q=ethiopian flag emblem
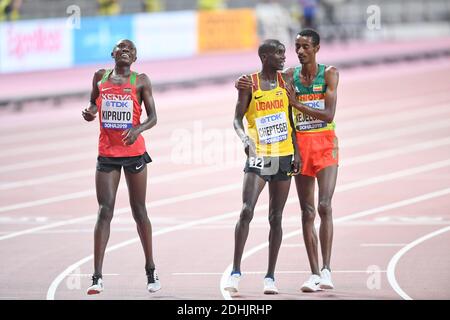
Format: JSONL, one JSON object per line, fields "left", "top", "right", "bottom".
{"left": 313, "top": 85, "right": 323, "bottom": 92}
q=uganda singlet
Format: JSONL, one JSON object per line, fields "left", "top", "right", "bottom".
{"left": 245, "top": 72, "right": 294, "bottom": 157}
{"left": 96, "top": 70, "right": 146, "bottom": 157}
{"left": 292, "top": 63, "right": 335, "bottom": 134}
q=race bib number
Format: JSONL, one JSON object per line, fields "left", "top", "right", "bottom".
{"left": 248, "top": 156, "right": 264, "bottom": 169}
{"left": 101, "top": 99, "right": 133, "bottom": 130}
{"left": 295, "top": 99, "right": 327, "bottom": 131}
{"left": 255, "top": 112, "right": 288, "bottom": 144}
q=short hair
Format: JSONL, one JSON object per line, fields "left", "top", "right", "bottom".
{"left": 258, "top": 39, "right": 284, "bottom": 59}
{"left": 114, "top": 39, "right": 136, "bottom": 50}
{"left": 298, "top": 29, "right": 320, "bottom": 46}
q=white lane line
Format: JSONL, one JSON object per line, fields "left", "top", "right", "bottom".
{"left": 46, "top": 205, "right": 260, "bottom": 300}
{"left": 3, "top": 134, "right": 450, "bottom": 191}
{"left": 338, "top": 103, "right": 450, "bottom": 133}
{"left": 0, "top": 182, "right": 241, "bottom": 241}
{"left": 0, "top": 152, "right": 92, "bottom": 173}
{"left": 2, "top": 130, "right": 450, "bottom": 213}
{"left": 0, "top": 138, "right": 97, "bottom": 159}
{"left": 342, "top": 137, "right": 450, "bottom": 166}
{"left": 281, "top": 244, "right": 304, "bottom": 248}
{"left": 2, "top": 102, "right": 449, "bottom": 173}
{"left": 174, "top": 270, "right": 387, "bottom": 276}
{"left": 0, "top": 159, "right": 239, "bottom": 214}
{"left": 2, "top": 89, "right": 448, "bottom": 145}
{"left": 341, "top": 118, "right": 449, "bottom": 147}
{"left": 70, "top": 274, "right": 119, "bottom": 277}
{"left": 3, "top": 157, "right": 450, "bottom": 240}
{"left": 337, "top": 91, "right": 450, "bottom": 119}
{"left": 220, "top": 187, "right": 450, "bottom": 299}
{"left": 0, "top": 170, "right": 93, "bottom": 190}
{"left": 46, "top": 172, "right": 450, "bottom": 299}
{"left": 337, "top": 159, "right": 450, "bottom": 192}
{"left": 360, "top": 244, "right": 407, "bottom": 247}
{"left": 386, "top": 225, "right": 450, "bottom": 300}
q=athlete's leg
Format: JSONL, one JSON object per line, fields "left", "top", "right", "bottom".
{"left": 232, "top": 172, "right": 266, "bottom": 274}
{"left": 94, "top": 169, "right": 121, "bottom": 277}
{"left": 124, "top": 166, "right": 155, "bottom": 273}
{"left": 294, "top": 174, "right": 320, "bottom": 275}
{"left": 265, "top": 178, "right": 291, "bottom": 279}
{"left": 316, "top": 165, "right": 338, "bottom": 270}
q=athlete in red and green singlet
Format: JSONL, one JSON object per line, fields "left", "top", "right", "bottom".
{"left": 82, "top": 39, "right": 161, "bottom": 295}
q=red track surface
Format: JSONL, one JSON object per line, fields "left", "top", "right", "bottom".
{"left": 0, "top": 56, "right": 449, "bottom": 300}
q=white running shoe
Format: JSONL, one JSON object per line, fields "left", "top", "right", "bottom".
{"left": 224, "top": 273, "right": 241, "bottom": 293}
{"left": 319, "top": 268, "right": 334, "bottom": 289}
{"left": 87, "top": 275, "right": 104, "bottom": 295}
{"left": 147, "top": 269, "right": 161, "bottom": 293}
{"left": 301, "top": 274, "right": 322, "bottom": 292}
{"left": 263, "top": 277, "right": 279, "bottom": 294}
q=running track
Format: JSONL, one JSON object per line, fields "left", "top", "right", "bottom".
{"left": 0, "top": 56, "right": 449, "bottom": 300}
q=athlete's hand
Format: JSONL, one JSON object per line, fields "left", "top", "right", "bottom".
{"left": 286, "top": 84, "right": 299, "bottom": 108}
{"left": 235, "top": 75, "right": 253, "bottom": 90}
{"left": 122, "top": 127, "right": 139, "bottom": 145}
{"left": 243, "top": 136, "right": 256, "bottom": 157}
{"left": 290, "top": 151, "right": 301, "bottom": 176}
{"left": 82, "top": 108, "right": 96, "bottom": 121}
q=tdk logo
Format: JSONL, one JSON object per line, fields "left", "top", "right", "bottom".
{"left": 304, "top": 101, "right": 321, "bottom": 108}
{"left": 105, "top": 101, "right": 129, "bottom": 108}
{"left": 259, "top": 113, "right": 283, "bottom": 124}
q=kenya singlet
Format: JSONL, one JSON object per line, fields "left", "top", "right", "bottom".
{"left": 245, "top": 72, "right": 294, "bottom": 157}
{"left": 96, "top": 70, "right": 146, "bottom": 157}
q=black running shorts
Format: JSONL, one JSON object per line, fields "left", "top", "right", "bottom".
{"left": 244, "top": 155, "right": 293, "bottom": 182}
{"left": 96, "top": 152, "right": 152, "bottom": 173}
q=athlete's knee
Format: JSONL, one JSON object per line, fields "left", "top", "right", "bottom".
{"left": 268, "top": 210, "right": 282, "bottom": 229}
{"left": 240, "top": 203, "right": 255, "bottom": 223}
{"left": 131, "top": 203, "right": 148, "bottom": 223}
{"left": 301, "top": 204, "right": 316, "bottom": 224}
{"left": 98, "top": 204, "right": 114, "bottom": 222}
{"left": 318, "top": 198, "right": 332, "bottom": 218}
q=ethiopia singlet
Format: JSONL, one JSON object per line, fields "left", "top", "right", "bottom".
{"left": 96, "top": 69, "right": 146, "bottom": 157}
{"left": 245, "top": 72, "right": 294, "bottom": 157}
{"left": 292, "top": 64, "right": 335, "bottom": 134}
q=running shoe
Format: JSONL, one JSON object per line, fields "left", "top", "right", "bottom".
{"left": 224, "top": 273, "right": 241, "bottom": 293}
{"left": 319, "top": 268, "right": 334, "bottom": 289}
{"left": 87, "top": 275, "right": 103, "bottom": 295}
{"left": 263, "top": 277, "right": 279, "bottom": 294}
{"left": 147, "top": 269, "right": 161, "bottom": 293}
{"left": 301, "top": 274, "right": 322, "bottom": 292}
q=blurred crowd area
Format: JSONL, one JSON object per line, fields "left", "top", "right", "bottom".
{"left": 0, "top": 0, "right": 449, "bottom": 44}
{"left": 2, "top": 0, "right": 450, "bottom": 25}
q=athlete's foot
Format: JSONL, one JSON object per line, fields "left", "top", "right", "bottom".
{"left": 301, "top": 274, "right": 322, "bottom": 292}
{"left": 146, "top": 269, "right": 161, "bottom": 293}
{"left": 87, "top": 275, "right": 104, "bottom": 295}
{"left": 319, "top": 268, "right": 334, "bottom": 289}
{"left": 224, "top": 272, "right": 241, "bottom": 293}
{"left": 263, "top": 277, "right": 279, "bottom": 294}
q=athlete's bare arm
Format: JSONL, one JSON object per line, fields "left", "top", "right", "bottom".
{"left": 283, "top": 73, "right": 301, "bottom": 175}
{"left": 82, "top": 69, "right": 106, "bottom": 122}
{"left": 122, "top": 73, "right": 157, "bottom": 145}
{"left": 233, "top": 82, "right": 254, "bottom": 156}
{"left": 286, "top": 66, "right": 339, "bottom": 123}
